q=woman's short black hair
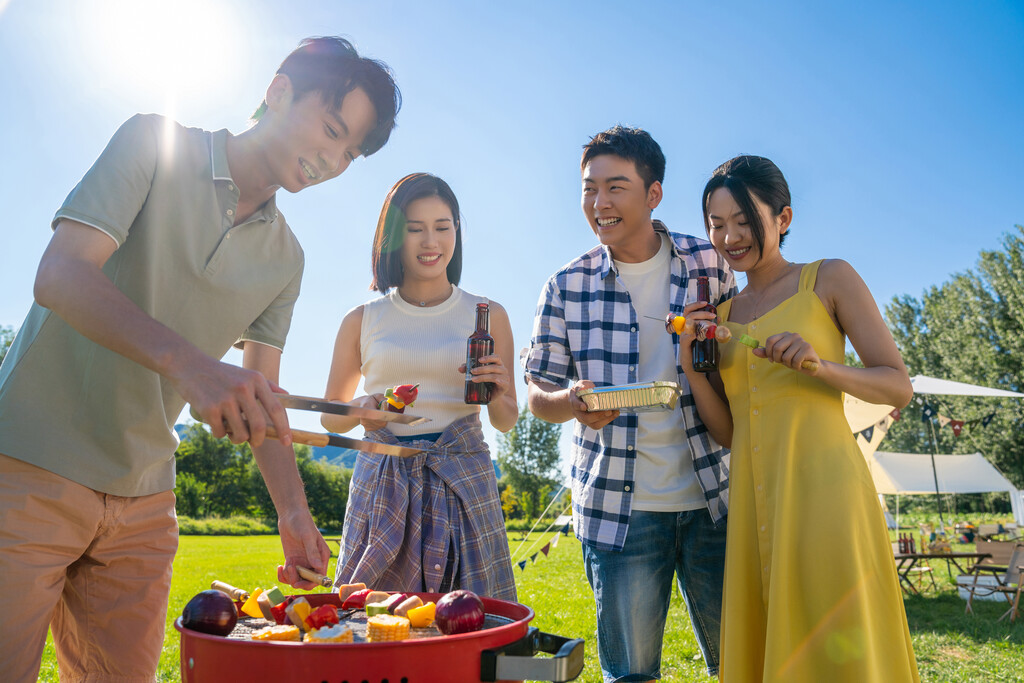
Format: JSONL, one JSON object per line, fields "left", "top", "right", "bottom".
{"left": 370, "top": 173, "right": 463, "bottom": 293}
{"left": 702, "top": 155, "right": 792, "bottom": 261}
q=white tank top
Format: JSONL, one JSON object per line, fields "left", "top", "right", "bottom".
{"left": 360, "top": 286, "right": 485, "bottom": 437}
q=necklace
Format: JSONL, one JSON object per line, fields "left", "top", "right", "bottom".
{"left": 399, "top": 284, "right": 453, "bottom": 308}
{"left": 747, "top": 262, "right": 797, "bottom": 320}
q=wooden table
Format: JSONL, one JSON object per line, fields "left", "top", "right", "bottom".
{"left": 893, "top": 552, "right": 991, "bottom": 595}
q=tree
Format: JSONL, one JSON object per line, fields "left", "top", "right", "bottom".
{"left": 174, "top": 423, "right": 253, "bottom": 517}
{"left": 0, "top": 325, "right": 15, "bottom": 365}
{"left": 884, "top": 225, "right": 1024, "bottom": 489}
{"left": 497, "top": 406, "right": 564, "bottom": 520}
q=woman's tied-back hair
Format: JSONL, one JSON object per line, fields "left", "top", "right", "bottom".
{"left": 370, "top": 173, "right": 463, "bottom": 293}
{"left": 252, "top": 36, "right": 401, "bottom": 157}
{"left": 702, "top": 155, "right": 792, "bottom": 261}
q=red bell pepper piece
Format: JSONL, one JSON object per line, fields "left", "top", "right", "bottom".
{"left": 269, "top": 596, "right": 293, "bottom": 625}
{"left": 341, "top": 588, "right": 373, "bottom": 609}
{"left": 305, "top": 603, "right": 341, "bottom": 630}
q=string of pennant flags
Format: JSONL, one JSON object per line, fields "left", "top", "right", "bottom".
{"left": 510, "top": 502, "right": 573, "bottom": 574}
{"left": 913, "top": 394, "right": 998, "bottom": 437}
{"left": 854, "top": 398, "right": 998, "bottom": 443}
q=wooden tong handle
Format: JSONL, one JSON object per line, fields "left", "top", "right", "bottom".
{"left": 801, "top": 360, "right": 820, "bottom": 371}
{"left": 211, "top": 580, "right": 249, "bottom": 602}
{"left": 265, "top": 426, "right": 330, "bottom": 448}
{"left": 296, "top": 565, "right": 332, "bottom": 588}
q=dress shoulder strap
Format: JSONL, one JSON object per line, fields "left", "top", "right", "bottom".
{"left": 799, "top": 259, "right": 826, "bottom": 293}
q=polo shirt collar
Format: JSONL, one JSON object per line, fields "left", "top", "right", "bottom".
{"left": 598, "top": 219, "right": 675, "bottom": 279}
{"left": 209, "top": 128, "right": 280, "bottom": 223}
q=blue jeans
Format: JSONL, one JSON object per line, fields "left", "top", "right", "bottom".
{"left": 582, "top": 509, "right": 726, "bottom": 682}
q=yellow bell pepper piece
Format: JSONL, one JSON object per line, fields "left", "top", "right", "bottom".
{"left": 240, "top": 587, "right": 264, "bottom": 619}
{"left": 406, "top": 600, "right": 436, "bottom": 628}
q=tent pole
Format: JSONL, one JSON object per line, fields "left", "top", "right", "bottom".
{"left": 927, "top": 418, "right": 947, "bottom": 530}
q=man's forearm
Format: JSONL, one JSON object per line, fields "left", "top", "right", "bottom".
{"left": 35, "top": 247, "right": 205, "bottom": 381}
{"left": 526, "top": 382, "right": 574, "bottom": 424}
{"left": 250, "top": 439, "right": 313, "bottom": 517}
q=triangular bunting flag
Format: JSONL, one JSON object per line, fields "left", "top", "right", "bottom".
{"left": 951, "top": 420, "right": 965, "bottom": 436}
{"left": 938, "top": 415, "right": 952, "bottom": 428}
{"left": 551, "top": 535, "right": 560, "bottom": 548}
{"left": 562, "top": 522, "right": 571, "bottom": 535}
{"left": 921, "top": 403, "right": 937, "bottom": 421}
{"left": 861, "top": 425, "right": 874, "bottom": 442}
{"left": 890, "top": 408, "right": 901, "bottom": 421}
{"left": 982, "top": 412, "right": 997, "bottom": 427}
{"left": 541, "top": 543, "right": 550, "bottom": 556}
{"left": 530, "top": 553, "right": 538, "bottom": 563}
{"left": 518, "top": 560, "right": 527, "bottom": 571}
{"left": 914, "top": 396, "right": 923, "bottom": 406}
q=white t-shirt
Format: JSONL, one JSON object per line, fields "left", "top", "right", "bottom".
{"left": 613, "top": 234, "right": 705, "bottom": 511}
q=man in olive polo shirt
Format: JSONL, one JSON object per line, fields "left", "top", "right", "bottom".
{"left": 0, "top": 37, "right": 400, "bottom": 682}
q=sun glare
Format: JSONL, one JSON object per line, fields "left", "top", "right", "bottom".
{"left": 76, "top": 0, "right": 240, "bottom": 114}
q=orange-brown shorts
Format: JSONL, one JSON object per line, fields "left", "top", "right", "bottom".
{"left": 0, "top": 452, "right": 178, "bottom": 683}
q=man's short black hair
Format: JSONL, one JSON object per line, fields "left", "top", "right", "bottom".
{"left": 581, "top": 125, "right": 665, "bottom": 189}
{"left": 253, "top": 36, "right": 401, "bottom": 157}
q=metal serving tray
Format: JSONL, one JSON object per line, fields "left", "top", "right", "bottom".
{"left": 577, "top": 381, "right": 683, "bottom": 413}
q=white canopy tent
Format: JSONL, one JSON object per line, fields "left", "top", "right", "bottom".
{"left": 843, "top": 374, "right": 1024, "bottom": 527}
{"left": 869, "top": 451, "right": 1024, "bottom": 525}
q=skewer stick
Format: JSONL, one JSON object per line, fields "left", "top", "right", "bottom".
{"left": 646, "top": 314, "right": 819, "bottom": 371}
{"left": 736, "top": 334, "right": 819, "bottom": 371}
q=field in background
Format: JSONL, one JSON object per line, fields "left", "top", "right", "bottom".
{"left": 36, "top": 531, "right": 1024, "bottom": 682}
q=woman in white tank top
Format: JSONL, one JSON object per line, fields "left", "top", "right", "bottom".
{"left": 321, "top": 173, "right": 518, "bottom": 600}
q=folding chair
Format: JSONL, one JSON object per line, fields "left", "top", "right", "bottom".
{"left": 964, "top": 542, "right": 1024, "bottom": 622}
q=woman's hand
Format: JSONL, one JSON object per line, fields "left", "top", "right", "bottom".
{"left": 459, "top": 352, "right": 512, "bottom": 400}
{"left": 353, "top": 393, "right": 388, "bottom": 431}
{"left": 754, "top": 331, "right": 821, "bottom": 375}
{"left": 677, "top": 300, "right": 717, "bottom": 374}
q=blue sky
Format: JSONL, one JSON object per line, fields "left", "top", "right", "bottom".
{"left": 1, "top": 0, "right": 1022, "bottom": 460}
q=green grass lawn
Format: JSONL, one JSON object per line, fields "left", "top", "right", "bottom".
{"left": 37, "top": 532, "right": 1024, "bottom": 681}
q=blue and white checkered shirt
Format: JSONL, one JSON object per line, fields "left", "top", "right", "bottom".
{"left": 522, "top": 221, "right": 737, "bottom": 552}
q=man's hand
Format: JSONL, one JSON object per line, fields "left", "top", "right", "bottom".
{"left": 570, "top": 380, "right": 619, "bottom": 430}
{"left": 172, "top": 355, "right": 292, "bottom": 447}
{"left": 276, "top": 508, "right": 331, "bottom": 590}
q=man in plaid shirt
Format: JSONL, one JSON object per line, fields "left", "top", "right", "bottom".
{"left": 522, "top": 126, "right": 736, "bottom": 681}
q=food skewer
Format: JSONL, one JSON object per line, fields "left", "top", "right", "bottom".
{"left": 645, "top": 314, "right": 819, "bottom": 371}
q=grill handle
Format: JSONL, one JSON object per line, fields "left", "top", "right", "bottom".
{"left": 480, "top": 626, "right": 585, "bottom": 682}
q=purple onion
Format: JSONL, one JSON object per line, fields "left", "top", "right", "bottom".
{"left": 435, "top": 589, "right": 485, "bottom": 635}
{"left": 181, "top": 589, "right": 238, "bottom": 636}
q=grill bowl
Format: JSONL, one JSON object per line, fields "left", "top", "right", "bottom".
{"left": 176, "top": 591, "right": 582, "bottom": 682}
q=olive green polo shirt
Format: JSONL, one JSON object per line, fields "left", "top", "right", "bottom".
{"left": 0, "top": 113, "right": 304, "bottom": 496}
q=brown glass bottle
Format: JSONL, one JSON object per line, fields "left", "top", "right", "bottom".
{"left": 464, "top": 303, "right": 494, "bottom": 404}
{"left": 691, "top": 276, "right": 719, "bottom": 372}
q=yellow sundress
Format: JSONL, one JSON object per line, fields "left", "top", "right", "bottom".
{"left": 717, "top": 260, "right": 919, "bottom": 682}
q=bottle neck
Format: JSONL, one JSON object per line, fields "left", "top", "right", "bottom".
{"left": 475, "top": 306, "right": 489, "bottom": 333}
{"left": 696, "top": 277, "right": 710, "bottom": 302}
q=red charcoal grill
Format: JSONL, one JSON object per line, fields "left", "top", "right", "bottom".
{"left": 175, "top": 592, "right": 584, "bottom": 682}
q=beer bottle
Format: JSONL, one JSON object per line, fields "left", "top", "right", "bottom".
{"left": 691, "top": 276, "right": 719, "bottom": 372}
{"left": 465, "top": 303, "right": 494, "bottom": 404}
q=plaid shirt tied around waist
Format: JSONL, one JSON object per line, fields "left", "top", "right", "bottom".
{"left": 334, "top": 413, "right": 516, "bottom": 601}
{"left": 522, "top": 222, "right": 737, "bottom": 552}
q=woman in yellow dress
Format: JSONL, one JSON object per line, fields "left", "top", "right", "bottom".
{"left": 679, "top": 155, "right": 919, "bottom": 682}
